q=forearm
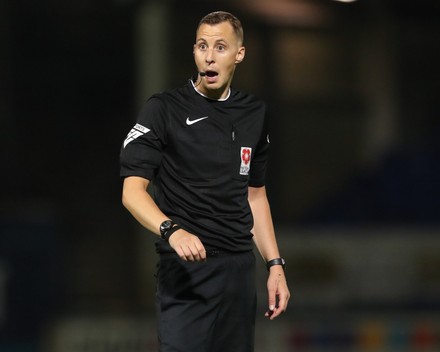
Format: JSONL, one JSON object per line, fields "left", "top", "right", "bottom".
{"left": 248, "top": 186, "right": 281, "bottom": 262}
{"left": 122, "top": 176, "right": 206, "bottom": 261}
{"left": 122, "top": 176, "right": 168, "bottom": 236}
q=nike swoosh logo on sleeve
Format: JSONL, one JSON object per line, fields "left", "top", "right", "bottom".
{"left": 186, "top": 116, "right": 209, "bottom": 125}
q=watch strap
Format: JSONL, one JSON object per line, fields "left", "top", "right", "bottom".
{"left": 266, "top": 257, "right": 286, "bottom": 271}
{"left": 162, "top": 225, "right": 181, "bottom": 242}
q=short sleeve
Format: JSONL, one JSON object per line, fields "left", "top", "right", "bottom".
{"left": 120, "top": 97, "right": 167, "bottom": 180}
{"left": 248, "top": 109, "right": 270, "bottom": 187}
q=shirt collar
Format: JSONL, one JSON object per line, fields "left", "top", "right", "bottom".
{"left": 190, "top": 80, "right": 231, "bottom": 101}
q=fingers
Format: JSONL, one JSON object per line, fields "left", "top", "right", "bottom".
{"left": 277, "top": 290, "right": 290, "bottom": 314}
{"left": 268, "top": 291, "right": 289, "bottom": 320}
{"left": 179, "top": 242, "right": 206, "bottom": 262}
{"left": 168, "top": 230, "right": 206, "bottom": 262}
{"left": 265, "top": 290, "right": 290, "bottom": 320}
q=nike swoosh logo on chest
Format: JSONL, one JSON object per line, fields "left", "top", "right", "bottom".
{"left": 186, "top": 116, "right": 209, "bottom": 125}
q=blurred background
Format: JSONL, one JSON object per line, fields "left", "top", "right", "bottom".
{"left": 1, "top": 0, "right": 440, "bottom": 351}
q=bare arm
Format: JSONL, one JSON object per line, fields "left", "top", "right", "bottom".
{"left": 122, "top": 176, "right": 167, "bottom": 233}
{"left": 248, "top": 186, "right": 290, "bottom": 320}
{"left": 122, "top": 176, "right": 206, "bottom": 261}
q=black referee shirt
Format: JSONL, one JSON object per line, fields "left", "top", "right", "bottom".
{"left": 120, "top": 80, "right": 270, "bottom": 253}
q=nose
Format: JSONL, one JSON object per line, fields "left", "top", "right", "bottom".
{"left": 205, "top": 48, "right": 215, "bottom": 64}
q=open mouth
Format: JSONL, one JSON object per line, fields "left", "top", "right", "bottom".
{"left": 205, "top": 70, "right": 218, "bottom": 78}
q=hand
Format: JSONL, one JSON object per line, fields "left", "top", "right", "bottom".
{"left": 168, "top": 229, "right": 207, "bottom": 262}
{"left": 265, "top": 266, "right": 290, "bottom": 320}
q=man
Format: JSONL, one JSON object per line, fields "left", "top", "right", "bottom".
{"left": 120, "top": 11, "right": 290, "bottom": 352}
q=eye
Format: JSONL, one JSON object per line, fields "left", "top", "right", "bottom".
{"left": 216, "top": 45, "right": 225, "bottom": 51}
{"left": 198, "top": 43, "right": 207, "bottom": 50}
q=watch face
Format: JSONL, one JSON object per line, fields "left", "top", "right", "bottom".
{"left": 160, "top": 220, "right": 173, "bottom": 234}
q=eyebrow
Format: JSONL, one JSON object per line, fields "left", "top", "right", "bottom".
{"left": 196, "top": 38, "right": 228, "bottom": 45}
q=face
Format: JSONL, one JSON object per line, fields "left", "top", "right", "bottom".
{"left": 193, "top": 22, "right": 245, "bottom": 99}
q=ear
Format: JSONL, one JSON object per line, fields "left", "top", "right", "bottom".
{"left": 235, "top": 46, "right": 245, "bottom": 64}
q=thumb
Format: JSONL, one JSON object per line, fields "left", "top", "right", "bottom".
{"left": 268, "top": 287, "right": 277, "bottom": 311}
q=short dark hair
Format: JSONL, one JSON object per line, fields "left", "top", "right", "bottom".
{"left": 197, "top": 11, "right": 244, "bottom": 45}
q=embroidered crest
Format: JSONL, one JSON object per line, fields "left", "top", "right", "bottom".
{"left": 240, "top": 147, "right": 252, "bottom": 175}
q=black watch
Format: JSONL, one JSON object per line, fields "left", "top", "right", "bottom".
{"left": 266, "top": 257, "right": 286, "bottom": 271}
{"left": 159, "top": 220, "right": 175, "bottom": 240}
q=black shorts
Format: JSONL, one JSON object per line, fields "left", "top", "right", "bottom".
{"left": 155, "top": 250, "right": 257, "bottom": 352}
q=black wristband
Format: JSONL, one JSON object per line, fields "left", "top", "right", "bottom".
{"left": 266, "top": 257, "right": 286, "bottom": 271}
{"left": 162, "top": 225, "right": 181, "bottom": 242}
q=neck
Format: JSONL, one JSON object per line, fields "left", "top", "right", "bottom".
{"left": 191, "top": 81, "right": 231, "bottom": 101}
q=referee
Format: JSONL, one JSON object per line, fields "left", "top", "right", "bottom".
{"left": 120, "top": 11, "right": 290, "bottom": 352}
